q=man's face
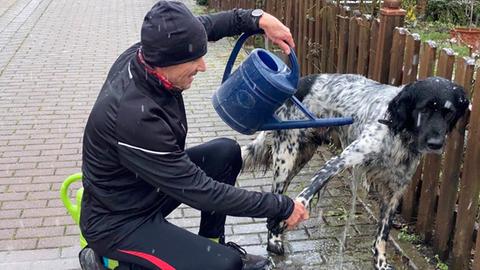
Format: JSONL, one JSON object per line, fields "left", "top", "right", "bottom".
{"left": 157, "top": 57, "right": 207, "bottom": 90}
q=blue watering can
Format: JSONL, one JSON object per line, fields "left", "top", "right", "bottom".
{"left": 212, "top": 32, "right": 353, "bottom": 135}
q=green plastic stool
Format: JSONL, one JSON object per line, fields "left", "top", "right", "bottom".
{"left": 60, "top": 173, "right": 119, "bottom": 269}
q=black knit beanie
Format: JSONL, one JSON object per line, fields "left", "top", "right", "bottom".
{"left": 141, "top": 1, "right": 208, "bottom": 67}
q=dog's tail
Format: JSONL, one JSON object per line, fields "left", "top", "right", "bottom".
{"left": 241, "top": 131, "right": 273, "bottom": 172}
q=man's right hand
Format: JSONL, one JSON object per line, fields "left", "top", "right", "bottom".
{"left": 284, "top": 199, "right": 309, "bottom": 230}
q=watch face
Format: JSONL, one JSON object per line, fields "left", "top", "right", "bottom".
{"left": 252, "top": 9, "right": 264, "bottom": 17}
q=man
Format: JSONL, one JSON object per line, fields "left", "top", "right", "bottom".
{"left": 80, "top": 1, "right": 308, "bottom": 269}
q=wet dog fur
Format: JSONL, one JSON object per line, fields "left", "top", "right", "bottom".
{"left": 241, "top": 74, "right": 469, "bottom": 270}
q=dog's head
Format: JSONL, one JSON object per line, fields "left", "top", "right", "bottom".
{"left": 386, "top": 77, "right": 469, "bottom": 153}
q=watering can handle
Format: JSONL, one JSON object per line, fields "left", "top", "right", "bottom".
{"left": 222, "top": 31, "right": 298, "bottom": 84}
{"left": 286, "top": 48, "right": 299, "bottom": 87}
{"left": 222, "top": 31, "right": 262, "bottom": 83}
{"left": 60, "top": 173, "right": 83, "bottom": 224}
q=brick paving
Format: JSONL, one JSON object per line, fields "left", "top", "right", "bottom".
{"left": 0, "top": 0, "right": 408, "bottom": 269}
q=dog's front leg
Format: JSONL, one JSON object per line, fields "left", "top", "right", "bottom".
{"left": 267, "top": 133, "right": 317, "bottom": 255}
{"left": 268, "top": 133, "right": 382, "bottom": 250}
{"left": 373, "top": 189, "right": 405, "bottom": 270}
{"left": 296, "top": 134, "right": 379, "bottom": 205}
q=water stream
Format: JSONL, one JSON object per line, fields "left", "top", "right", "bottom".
{"left": 337, "top": 168, "right": 360, "bottom": 269}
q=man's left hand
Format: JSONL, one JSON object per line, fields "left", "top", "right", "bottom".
{"left": 259, "top": 12, "right": 295, "bottom": 55}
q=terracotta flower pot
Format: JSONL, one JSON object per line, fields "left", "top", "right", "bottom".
{"left": 383, "top": 0, "right": 402, "bottom": 9}
{"left": 450, "top": 27, "right": 480, "bottom": 52}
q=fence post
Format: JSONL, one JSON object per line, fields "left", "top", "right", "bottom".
{"left": 356, "top": 16, "right": 371, "bottom": 76}
{"left": 387, "top": 27, "right": 407, "bottom": 86}
{"left": 400, "top": 33, "right": 421, "bottom": 85}
{"left": 326, "top": 4, "right": 337, "bottom": 73}
{"left": 367, "top": 18, "right": 380, "bottom": 79}
{"left": 307, "top": 0, "right": 315, "bottom": 75}
{"left": 470, "top": 71, "right": 480, "bottom": 270}
{"left": 320, "top": 3, "right": 329, "bottom": 73}
{"left": 414, "top": 41, "right": 438, "bottom": 242}
{"left": 314, "top": 0, "right": 325, "bottom": 73}
{"left": 346, "top": 14, "right": 361, "bottom": 74}
{"left": 297, "top": 0, "right": 306, "bottom": 75}
{"left": 336, "top": 6, "right": 350, "bottom": 74}
{"left": 372, "top": 0, "right": 405, "bottom": 84}
{"left": 432, "top": 51, "right": 467, "bottom": 260}
{"left": 451, "top": 58, "right": 478, "bottom": 270}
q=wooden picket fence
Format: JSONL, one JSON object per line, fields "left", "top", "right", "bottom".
{"left": 208, "top": 0, "right": 480, "bottom": 268}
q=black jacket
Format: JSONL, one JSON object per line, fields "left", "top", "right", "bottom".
{"left": 80, "top": 9, "right": 294, "bottom": 247}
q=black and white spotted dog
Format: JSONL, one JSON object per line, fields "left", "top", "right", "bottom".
{"left": 241, "top": 74, "right": 469, "bottom": 270}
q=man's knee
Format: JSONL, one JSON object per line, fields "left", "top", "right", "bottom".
{"left": 214, "top": 138, "right": 242, "bottom": 169}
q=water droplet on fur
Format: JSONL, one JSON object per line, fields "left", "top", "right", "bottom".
{"left": 444, "top": 101, "right": 452, "bottom": 109}
{"left": 417, "top": 113, "right": 422, "bottom": 127}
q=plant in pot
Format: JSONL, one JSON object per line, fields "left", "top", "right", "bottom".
{"left": 448, "top": 0, "right": 480, "bottom": 52}
{"left": 425, "top": 0, "right": 479, "bottom": 53}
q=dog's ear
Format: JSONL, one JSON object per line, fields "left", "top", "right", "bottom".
{"left": 449, "top": 83, "right": 470, "bottom": 131}
{"left": 387, "top": 83, "right": 415, "bottom": 134}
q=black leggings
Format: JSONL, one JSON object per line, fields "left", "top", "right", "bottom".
{"left": 101, "top": 138, "right": 244, "bottom": 270}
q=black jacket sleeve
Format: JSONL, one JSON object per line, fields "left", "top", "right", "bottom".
{"left": 115, "top": 99, "right": 294, "bottom": 220}
{"left": 197, "top": 9, "right": 260, "bottom": 41}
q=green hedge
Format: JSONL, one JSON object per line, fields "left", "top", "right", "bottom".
{"left": 426, "top": 0, "right": 479, "bottom": 26}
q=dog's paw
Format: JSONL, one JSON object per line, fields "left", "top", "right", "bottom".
{"left": 375, "top": 261, "right": 395, "bottom": 270}
{"left": 266, "top": 233, "right": 285, "bottom": 255}
{"left": 381, "top": 264, "right": 395, "bottom": 270}
{"left": 266, "top": 240, "right": 284, "bottom": 255}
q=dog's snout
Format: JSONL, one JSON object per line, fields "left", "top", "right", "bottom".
{"left": 427, "top": 137, "right": 444, "bottom": 150}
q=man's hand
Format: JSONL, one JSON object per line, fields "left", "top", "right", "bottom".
{"left": 258, "top": 12, "right": 295, "bottom": 54}
{"left": 285, "top": 199, "right": 309, "bottom": 230}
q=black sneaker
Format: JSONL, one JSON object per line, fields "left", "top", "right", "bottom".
{"left": 78, "top": 247, "right": 105, "bottom": 270}
{"left": 224, "top": 241, "right": 273, "bottom": 270}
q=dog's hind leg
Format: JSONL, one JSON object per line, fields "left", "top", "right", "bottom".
{"left": 266, "top": 143, "right": 372, "bottom": 254}
{"left": 267, "top": 130, "right": 317, "bottom": 255}
{"left": 372, "top": 187, "right": 406, "bottom": 270}
{"left": 268, "top": 125, "right": 386, "bottom": 255}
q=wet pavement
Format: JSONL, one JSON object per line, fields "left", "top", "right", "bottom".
{"left": 0, "top": 0, "right": 413, "bottom": 269}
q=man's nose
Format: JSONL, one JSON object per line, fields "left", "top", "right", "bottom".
{"left": 197, "top": 57, "right": 207, "bottom": 72}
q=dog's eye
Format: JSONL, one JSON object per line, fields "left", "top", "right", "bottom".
{"left": 420, "top": 107, "right": 430, "bottom": 114}
{"left": 441, "top": 108, "right": 455, "bottom": 119}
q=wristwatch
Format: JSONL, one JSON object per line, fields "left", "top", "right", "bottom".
{"left": 251, "top": 9, "right": 264, "bottom": 28}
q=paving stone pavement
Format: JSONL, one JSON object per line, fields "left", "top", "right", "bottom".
{"left": 0, "top": 0, "right": 408, "bottom": 269}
